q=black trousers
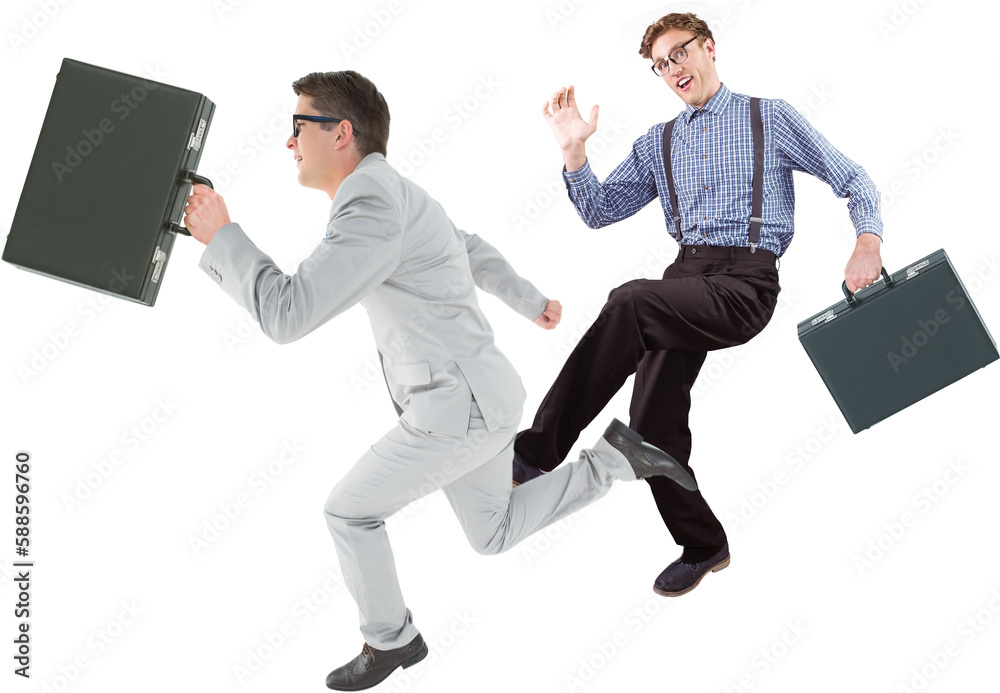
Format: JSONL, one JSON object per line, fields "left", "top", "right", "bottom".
{"left": 514, "top": 245, "right": 781, "bottom": 563}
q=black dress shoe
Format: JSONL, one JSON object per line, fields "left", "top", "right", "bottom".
{"left": 325, "top": 634, "right": 428, "bottom": 691}
{"left": 512, "top": 450, "right": 544, "bottom": 488}
{"left": 603, "top": 419, "right": 698, "bottom": 491}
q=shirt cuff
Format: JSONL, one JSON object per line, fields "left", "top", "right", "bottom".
{"left": 562, "top": 159, "right": 596, "bottom": 187}
{"left": 854, "top": 223, "right": 884, "bottom": 241}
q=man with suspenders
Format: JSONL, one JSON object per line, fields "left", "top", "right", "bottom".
{"left": 513, "top": 12, "right": 884, "bottom": 596}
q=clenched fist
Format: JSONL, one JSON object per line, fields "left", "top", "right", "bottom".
{"left": 184, "top": 184, "right": 232, "bottom": 245}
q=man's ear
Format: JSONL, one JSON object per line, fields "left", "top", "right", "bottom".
{"left": 333, "top": 120, "right": 358, "bottom": 150}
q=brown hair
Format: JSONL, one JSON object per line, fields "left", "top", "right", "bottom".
{"left": 291, "top": 70, "right": 390, "bottom": 157}
{"left": 639, "top": 12, "right": 715, "bottom": 61}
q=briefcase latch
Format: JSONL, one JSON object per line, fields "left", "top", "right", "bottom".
{"left": 906, "top": 260, "right": 930, "bottom": 279}
{"left": 811, "top": 309, "right": 838, "bottom": 326}
{"left": 151, "top": 247, "right": 167, "bottom": 284}
{"left": 188, "top": 118, "right": 208, "bottom": 152}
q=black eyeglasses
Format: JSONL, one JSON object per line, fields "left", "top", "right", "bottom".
{"left": 650, "top": 36, "right": 699, "bottom": 76}
{"left": 292, "top": 114, "right": 361, "bottom": 138}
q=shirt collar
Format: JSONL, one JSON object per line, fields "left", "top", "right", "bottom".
{"left": 355, "top": 152, "right": 386, "bottom": 170}
{"left": 681, "top": 82, "right": 732, "bottom": 123}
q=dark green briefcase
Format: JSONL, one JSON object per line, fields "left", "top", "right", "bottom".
{"left": 797, "top": 249, "right": 998, "bottom": 433}
{"left": 3, "top": 58, "right": 214, "bottom": 306}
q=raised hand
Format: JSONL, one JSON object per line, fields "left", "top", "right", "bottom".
{"left": 542, "top": 85, "right": 598, "bottom": 172}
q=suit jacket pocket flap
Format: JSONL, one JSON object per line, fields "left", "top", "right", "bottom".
{"left": 392, "top": 360, "right": 431, "bottom": 386}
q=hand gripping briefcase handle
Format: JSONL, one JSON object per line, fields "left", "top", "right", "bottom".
{"left": 170, "top": 172, "right": 215, "bottom": 237}
{"left": 842, "top": 267, "right": 893, "bottom": 307}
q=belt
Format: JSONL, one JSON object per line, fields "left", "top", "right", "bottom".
{"left": 677, "top": 244, "right": 778, "bottom": 266}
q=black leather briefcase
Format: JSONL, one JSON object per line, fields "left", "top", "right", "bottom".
{"left": 797, "top": 249, "right": 998, "bottom": 433}
{"left": 3, "top": 58, "right": 214, "bottom": 306}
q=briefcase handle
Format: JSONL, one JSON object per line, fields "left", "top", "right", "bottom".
{"left": 842, "top": 267, "right": 893, "bottom": 307}
{"left": 170, "top": 172, "right": 215, "bottom": 237}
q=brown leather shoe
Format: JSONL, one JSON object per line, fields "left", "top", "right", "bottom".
{"left": 325, "top": 634, "right": 428, "bottom": 690}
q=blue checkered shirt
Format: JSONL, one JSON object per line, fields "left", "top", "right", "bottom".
{"left": 563, "top": 83, "right": 882, "bottom": 257}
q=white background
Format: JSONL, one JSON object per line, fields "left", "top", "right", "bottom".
{"left": 2, "top": 0, "right": 999, "bottom": 691}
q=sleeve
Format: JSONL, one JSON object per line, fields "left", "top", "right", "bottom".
{"left": 561, "top": 128, "right": 661, "bottom": 229}
{"left": 771, "top": 99, "right": 883, "bottom": 239}
{"left": 198, "top": 174, "right": 402, "bottom": 344}
{"left": 459, "top": 229, "right": 548, "bottom": 321}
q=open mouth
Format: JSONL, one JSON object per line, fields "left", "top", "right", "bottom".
{"left": 677, "top": 76, "right": 693, "bottom": 91}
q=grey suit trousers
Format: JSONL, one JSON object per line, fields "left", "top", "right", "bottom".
{"left": 323, "top": 402, "right": 635, "bottom": 649}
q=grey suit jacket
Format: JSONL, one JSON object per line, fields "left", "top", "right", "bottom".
{"left": 199, "top": 153, "right": 548, "bottom": 436}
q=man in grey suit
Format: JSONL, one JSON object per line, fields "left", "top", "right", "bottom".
{"left": 184, "top": 70, "right": 696, "bottom": 690}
